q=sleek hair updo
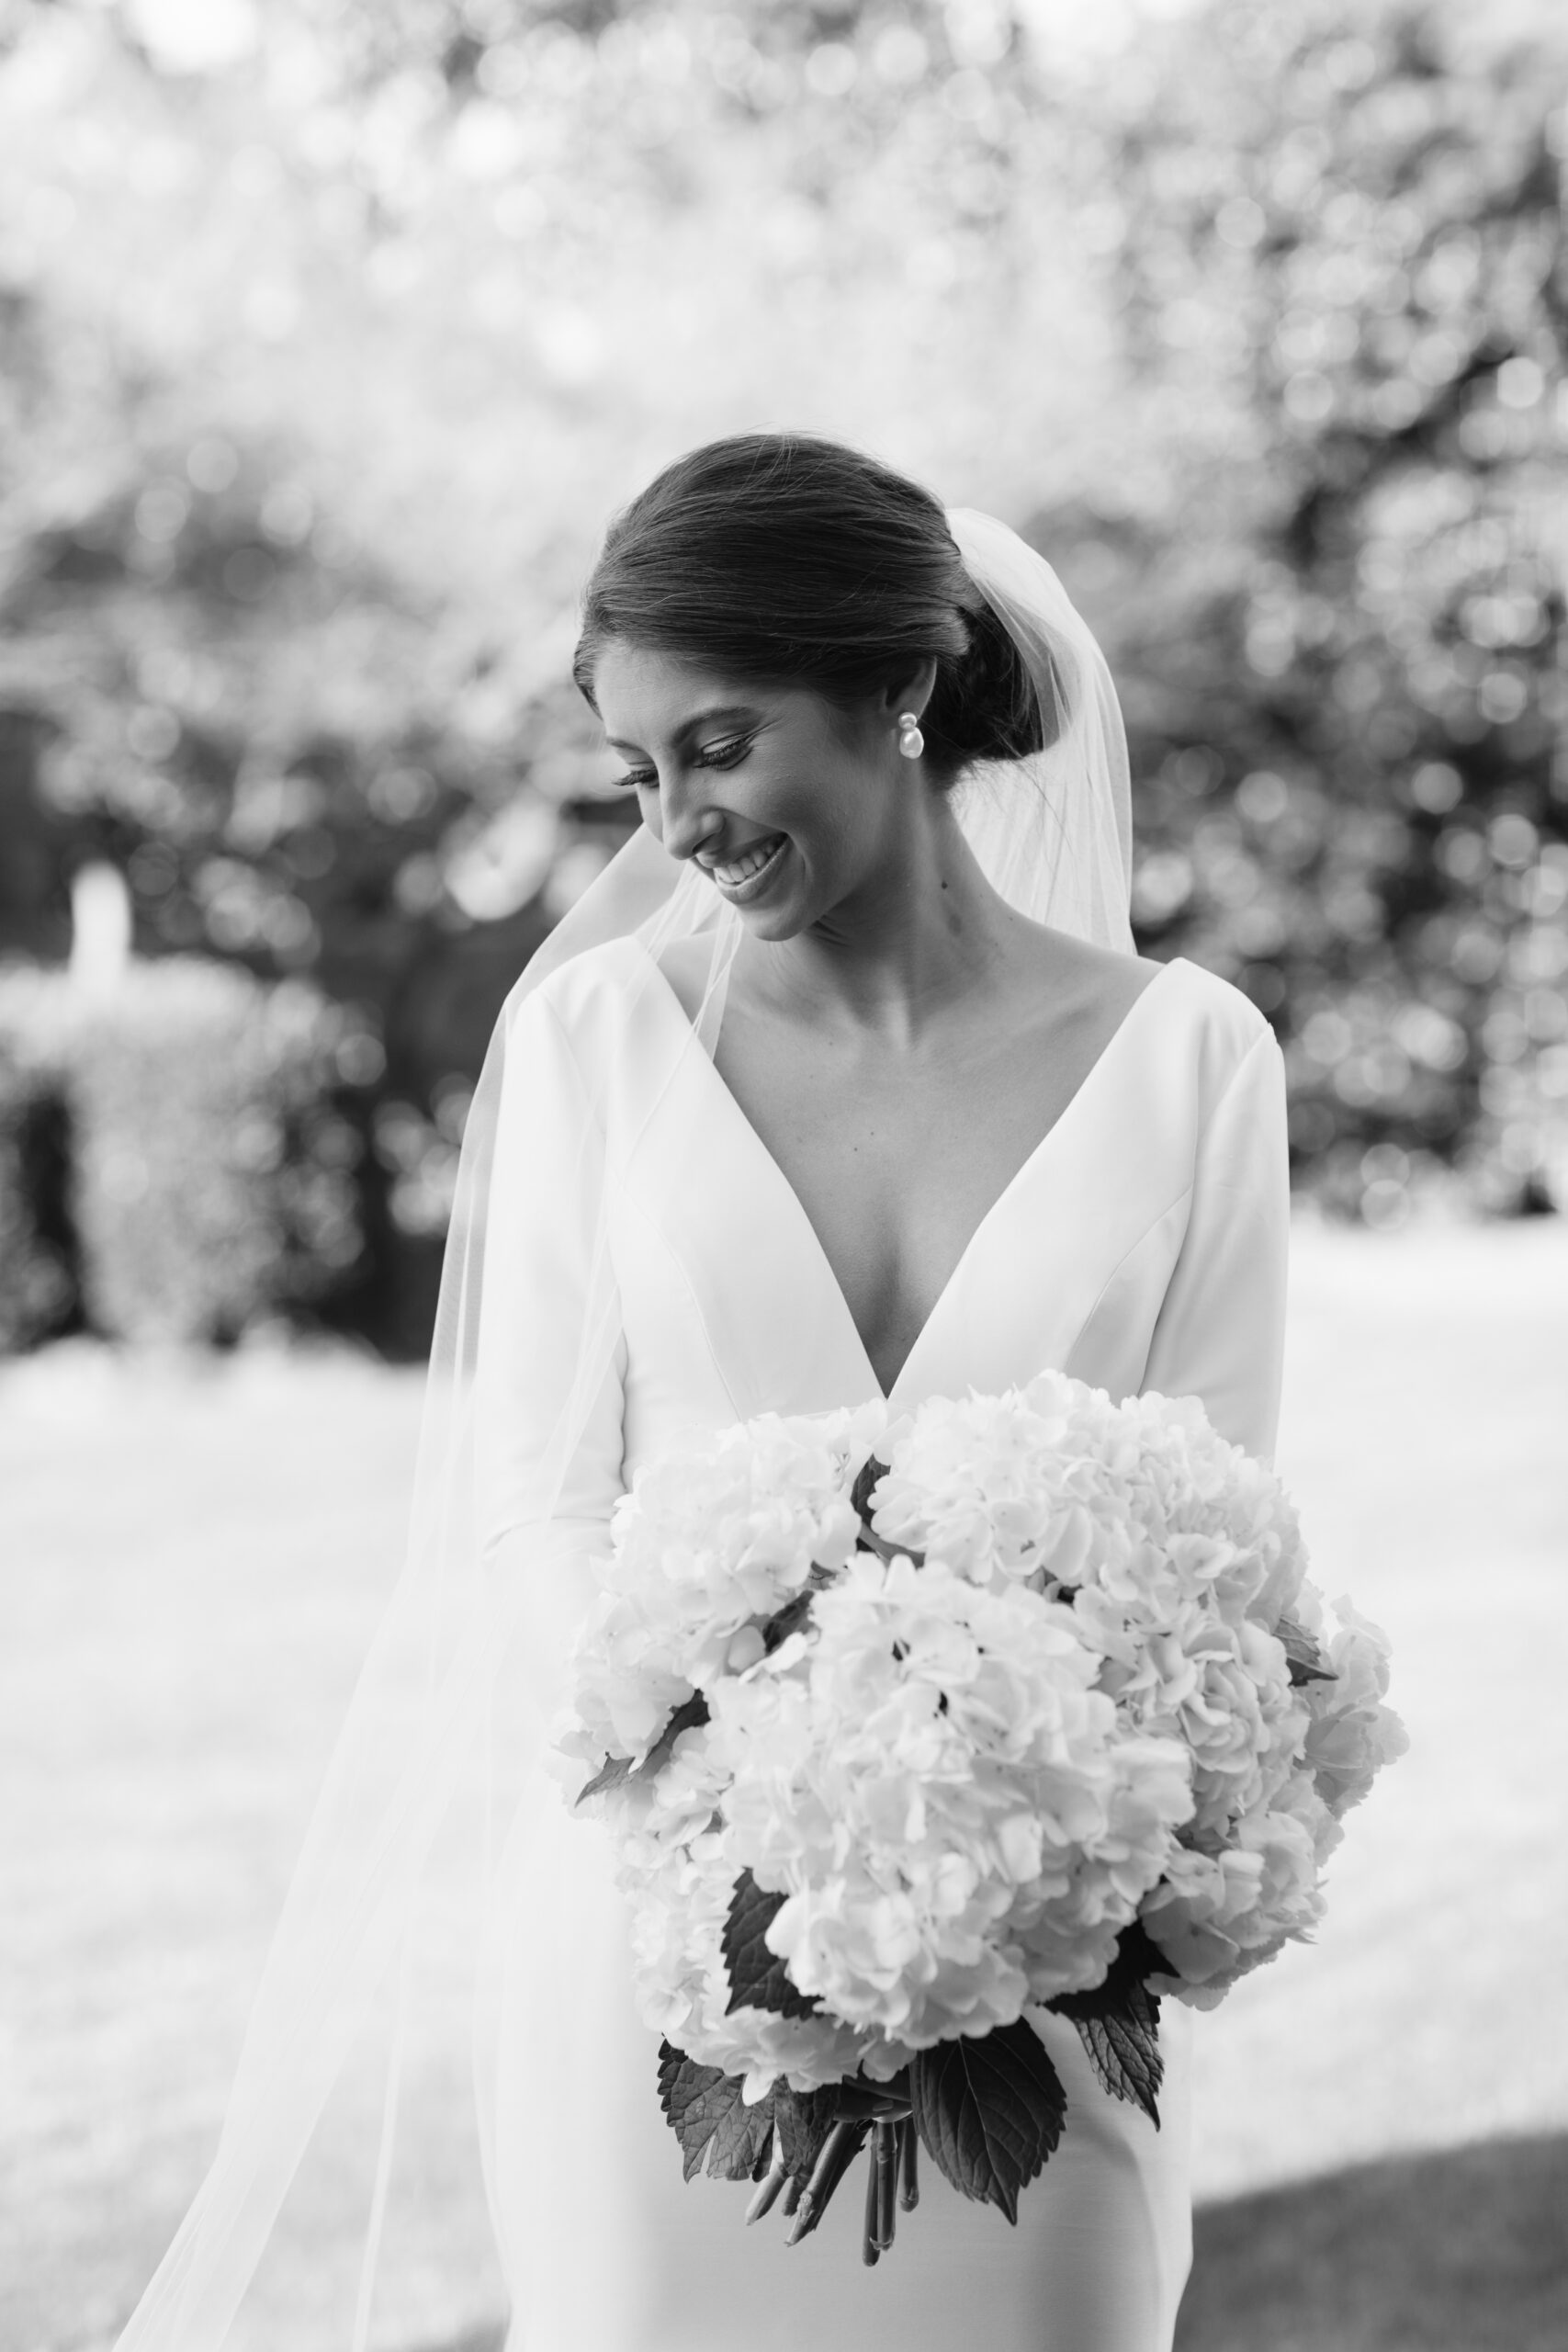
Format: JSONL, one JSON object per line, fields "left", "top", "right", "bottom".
{"left": 572, "top": 433, "right": 1052, "bottom": 784}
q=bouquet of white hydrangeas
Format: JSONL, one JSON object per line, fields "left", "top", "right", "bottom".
{"left": 559, "top": 1374, "right": 1405, "bottom": 2265}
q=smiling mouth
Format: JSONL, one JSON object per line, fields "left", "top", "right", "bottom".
{"left": 701, "top": 832, "right": 787, "bottom": 892}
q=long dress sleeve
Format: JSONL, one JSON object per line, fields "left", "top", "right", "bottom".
{"left": 1139, "top": 1021, "right": 1291, "bottom": 1463}
{"left": 474, "top": 986, "right": 629, "bottom": 1713}
{"left": 469, "top": 988, "right": 660, "bottom": 2340}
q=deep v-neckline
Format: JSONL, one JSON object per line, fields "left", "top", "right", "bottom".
{"left": 637, "top": 943, "right": 1185, "bottom": 1403}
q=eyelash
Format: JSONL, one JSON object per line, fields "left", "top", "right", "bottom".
{"left": 615, "top": 735, "right": 752, "bottom": 791}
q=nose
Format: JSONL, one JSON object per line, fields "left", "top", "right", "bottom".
{"left": 654, "top": 772, "right": 722, "bottom": 864}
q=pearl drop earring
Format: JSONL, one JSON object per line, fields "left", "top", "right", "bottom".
{"left": 897, "top": 712, "right": 925, "bottom": 760}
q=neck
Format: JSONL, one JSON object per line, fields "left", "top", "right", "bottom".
{"left": 740, "top": 789, "right": 1016, "bottom": 1047}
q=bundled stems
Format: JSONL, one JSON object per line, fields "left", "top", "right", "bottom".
{"left": 786, "top": 2117, "right": 870, "bottom": 2246}
{"left": 750, "top": 2077, "right": 919, "bottom": 2262}
{"left": 858, "top": 2120, "right": 904, "bottom": 2264}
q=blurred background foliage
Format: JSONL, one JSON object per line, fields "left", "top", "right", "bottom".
{"left": 0, "top": 0, "right": 1562, "bottom": 1354}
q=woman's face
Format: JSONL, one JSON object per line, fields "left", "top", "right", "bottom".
{"left": 591, "top": 640, "right": 917, "bottom": 942}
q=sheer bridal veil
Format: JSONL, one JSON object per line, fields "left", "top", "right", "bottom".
{"left": 115, "top": 509, "right": 1134, "bottom": 2347}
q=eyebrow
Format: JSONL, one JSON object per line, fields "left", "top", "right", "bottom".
{"left": 604, "top": 704, "right": 760, "bottom": 755}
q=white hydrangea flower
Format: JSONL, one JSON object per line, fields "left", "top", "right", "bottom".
{"left": 1011, "top": 1733, "right": 1196, "bottom": 1999}
{"left": 567, "top": 1404, "right": 880, "bottom": 1765}
{"left": 1093, "top": 1606, "right": 1310, "bottom": 1844}
{"left": 1141, "top": 1773, "right": 1326, "bottom": 2007}
{"left": 869, "top": 1384, "right": 1098, "bottom": 1587}
{"left": 1302, "top": 1596, "right": 1410, "bottom": 1817}
{"left": 606, "top": 1723, "right": 874, "bottom": 2100}
{"left": 870, "top": 1376, "right": 1310, "bottom": 1633}
{"left": 706, "top": 1555, "right": 1190, "bottom": 2045}
{"left": 559, "top": 1378, "right": 1402, "bottom": 2090}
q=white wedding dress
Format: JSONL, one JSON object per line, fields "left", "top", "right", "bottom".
{"left": 476, "top": 934, "right": 1290, "bottom": 2352}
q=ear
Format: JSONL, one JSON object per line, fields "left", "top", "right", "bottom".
{"left": 871, "top": 656, "right": 938, "bottom": 727}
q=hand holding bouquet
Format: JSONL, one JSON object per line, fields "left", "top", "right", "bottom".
{"left": 559, "top": 1375, "right": 1404, "bottom": 2264}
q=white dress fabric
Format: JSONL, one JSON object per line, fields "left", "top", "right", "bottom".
{"left": 477, "top": 936, "right": 1291, "bottom": 2352}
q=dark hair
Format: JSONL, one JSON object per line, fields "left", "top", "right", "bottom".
{"left": 572, "top": 434, "right": 1050, "bottom": 782}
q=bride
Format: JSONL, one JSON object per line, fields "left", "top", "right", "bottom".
{"left": 119, "top": 434, "right": 1288, "bottom": 2352}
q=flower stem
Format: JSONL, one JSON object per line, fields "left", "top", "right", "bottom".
{"left": 874, "top": 2120, "right": 898, "bottom": 2250}
{"left": 862, "top": 2133, "right": 882, "bottom": 2266}
{"left": 746, "top": 2128, "right": 788, "bottom": 2225}
{"left": 898, "top": 2115, "right": 919, "bottom": 2211}
{"left": 787, "top": 2117, "right": 868, "bottom": 2246}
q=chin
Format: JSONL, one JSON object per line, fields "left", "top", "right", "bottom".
{"left": 736, "top": 898, "right": 807, "bottom": 944}
{"left": 720, "top": 845, "right": 819, "bottom": 941}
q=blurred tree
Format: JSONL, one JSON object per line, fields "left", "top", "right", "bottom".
{"left": 1068, "top": 0, "right": 1567, "bottom": 1223}
{"left": 0, "top": 0, "right": 1110, "bottom": 1343}
{"left": 0, "top": 0, "right": 1562, "bottom": 1352}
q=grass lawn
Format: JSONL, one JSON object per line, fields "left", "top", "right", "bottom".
{"left": 4, "top": 1220, "right": 1566, "bottom": 2350}
{"left": 1178, "top": 2132, "right": 1568, "bottom": 2352}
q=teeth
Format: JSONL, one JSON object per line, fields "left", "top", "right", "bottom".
{"left": 711, "top": 834, "right": 783, "bottom": 886}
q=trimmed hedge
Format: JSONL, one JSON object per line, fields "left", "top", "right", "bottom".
{"left": 0, "top": 1021, "right": 73, "bottom": 1351}
{"left": 0, "top": 959, "right": 367, "bottom": 1347}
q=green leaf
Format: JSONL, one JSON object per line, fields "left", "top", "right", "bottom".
{"left": 1068, "top": 2009, "right": 1164, "bottom": 2127}
{"left": 760, "top": 1589, "right": 815, "bottom": 1654}
{"left": 908, "top": 2020, "right": 1067, "bottom": 2223}
{"left": 850, "top": 1453, "right": 889, "bottom": 1521}
{"left": 629, "top": 1690, "right": 710, "bottom": 1783}
{"left": 723, "top": 1870, "right": 819, "bottom": 2018}
{"left": 573, "top": 1751, "right": 633, "bottom": 1804}
{"left": 656, "top": 2042, "right": 775, "bottom": 2183}
{"left": 851, "top": 1454, "right": 926, "bottom": 1568}
{"left": 856, "top": 1522, "right": 926, "bottom": 1569}
{"left": 1046, "top": 1919, "right": 1167, "bottom": 2127}
{"left": 576, "top": 1690, "right": 711, "bottom": 1808}
{"left": 1278, "top": 1614, "right": 1336, "bottom": 1687}
{"left": 1046, "top": 1917, "right": 1167, "bottom": 2022}
{"left": 773, "top": 2083, "right": 838, "bottom": 2184}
